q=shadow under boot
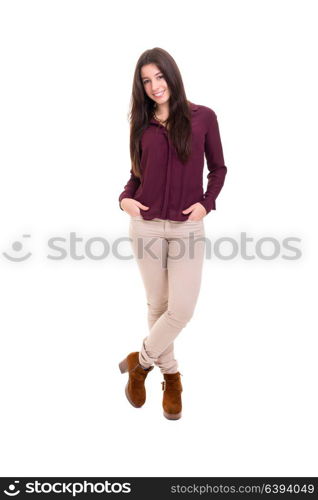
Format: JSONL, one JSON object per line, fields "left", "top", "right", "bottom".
{"left": 161, "top": 372, "right": 183, "bottom": 420}
{"left": 119, "top": 351, "right": 154, "bottom": 408}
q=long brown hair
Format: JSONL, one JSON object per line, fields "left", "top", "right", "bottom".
{"left": 129, "top": 47, "right": 193, "bottom": 179}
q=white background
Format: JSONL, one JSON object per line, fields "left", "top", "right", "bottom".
{"left": 0, "top": 0, "right": 317, "bottom": 477}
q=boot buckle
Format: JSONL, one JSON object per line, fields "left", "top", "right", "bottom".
{"left": 161, "top": 380, "right": 166, "bottom": 391}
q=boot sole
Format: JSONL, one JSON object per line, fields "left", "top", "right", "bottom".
{"left": 163, "top": 410, "right": 182, "bottom": 420}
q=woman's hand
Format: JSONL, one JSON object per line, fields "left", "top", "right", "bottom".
{"left": 120, "top": 198, "right": 149, "bottom": 216}
{"left": 182, "top": 202, "right": 207, "bottom": 221}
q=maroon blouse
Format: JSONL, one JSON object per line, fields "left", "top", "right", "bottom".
{"left": 118, "top": 102, "right": 227, "bottom": 221}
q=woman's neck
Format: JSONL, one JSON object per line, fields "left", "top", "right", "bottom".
{"left": 154, "top": 102, "right": 169, "bottom": 121}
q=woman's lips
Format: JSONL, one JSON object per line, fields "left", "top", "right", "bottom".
{"left": 153, "top": 90, "right": 165, "bottom": 97}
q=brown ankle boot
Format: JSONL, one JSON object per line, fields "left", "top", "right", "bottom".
{"left": 161, "top": 372, "right": 183, "bottom": 420}
{"left": 118, "top": 351, "right": 154, "bottom": 408}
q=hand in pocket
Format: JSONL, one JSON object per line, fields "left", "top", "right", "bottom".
{"left": 120, "top": 199, "right": 150, "bottom": 216}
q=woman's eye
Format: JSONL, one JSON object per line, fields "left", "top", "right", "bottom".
{"left": 143, "top": 75, "right": 164, "bottom": 84}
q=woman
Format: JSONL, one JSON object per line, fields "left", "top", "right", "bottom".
{"left": 118, "top": 47, "right": 227, "bottom": 420}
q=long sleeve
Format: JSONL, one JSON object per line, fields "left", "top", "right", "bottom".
{"left": 200, "top": 109, "right": 227, "bottom": 213}
{"left": 118, "top": 168, "right": 141, "bottom": 210}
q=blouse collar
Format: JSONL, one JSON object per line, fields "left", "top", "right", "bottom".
{"left": 149, "top": 102, "right": 198, "bottom": 125}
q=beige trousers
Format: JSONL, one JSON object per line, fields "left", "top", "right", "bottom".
{"left": 129, "top": 216, "right": 206, "bottom": 374}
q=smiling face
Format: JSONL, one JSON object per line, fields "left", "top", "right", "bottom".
{"left": 141, "top": 63, "right": 170, "bottom": 106}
